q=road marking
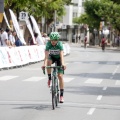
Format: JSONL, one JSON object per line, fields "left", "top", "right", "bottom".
{"left": 117, "top": 66, "right": 119, "bottom": 69}
{"left": 64, "top": 78, "right": 74, "bottom": 82}
{"left": 0, "top": 76, "right": 18, "bottom": 81}
{"left": 112, "top": 66, "right": 119, "bottom": 75}
{"left": 103, "top": 87, "right": 107, "bottom": 90}
{"left": 85, "top": 78, "right": 102, "bottom": 84}
{"left": 112, "top": 70, "right": 117, "bottom": 75}
{"left": 87, "top": 108, "right": 96, "bottom": 115}
{"left": 115, "top": 80, "right": 120, "bottom": 85}
{"left": 23, "top": 77, "right": 46, "bottom": 82}
{"left": 97, "top": 95, "right": 102, "bottom": 100}
{"left": 110, "top": 76, "right": 113, "bottom": 79}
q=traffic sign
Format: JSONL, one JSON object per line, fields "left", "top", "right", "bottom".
{"left": 19, "top": 11, "right": 29, "bottom": 21}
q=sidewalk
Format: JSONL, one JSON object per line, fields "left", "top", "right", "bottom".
{"left": 68, "top": 43, "right": 120, "bottom": 51}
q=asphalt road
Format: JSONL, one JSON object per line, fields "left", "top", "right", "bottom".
{"left": 0, "top": 45, "right": 120, "bottom": 120}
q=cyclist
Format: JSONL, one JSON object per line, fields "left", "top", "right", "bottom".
{"left": 84, "top": 35, "right": 87, "bottom": 48}
{"left": 42, "top": 32, "right": 66, "bottom": 103}
{"left": 101, "top": 36, "right": 106, "bottom": 51}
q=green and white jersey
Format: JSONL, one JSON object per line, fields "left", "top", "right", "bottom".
{"left": 45, "top": 41, "right": 63, "bottom": 58}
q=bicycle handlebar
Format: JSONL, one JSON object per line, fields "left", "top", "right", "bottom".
{"left": 42, "top": 66, "right": 64, "bottom": 74}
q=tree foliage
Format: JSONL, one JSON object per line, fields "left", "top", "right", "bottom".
{"left": 4, "top": 0, "right": 72, "bottom": 24}
{"left": 110, "top": 0, "right": 120, "bottom": 4}
{"left": 73, "top": 0, "right": 120, "bottom": 32}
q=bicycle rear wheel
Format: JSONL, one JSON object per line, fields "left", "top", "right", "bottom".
{"left": 52, "top": 76, "right": 56, "bottom": 110}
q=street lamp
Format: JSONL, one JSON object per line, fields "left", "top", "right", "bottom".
{"left": 54, "top": 10, "right": 57, "bottom": 32}
{"left": 41, "top": 17, "right": 45, "bottom": 33}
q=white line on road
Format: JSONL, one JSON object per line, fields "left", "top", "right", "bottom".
{"left": 85, "top": 78, "right": 102, "bottom": 84}
{"left": 117, "top": 65, "right": 119, "bottom": 69}
{"left": 112, "top": 66, "right": 119, "bottom": 75}
{"left": 97, "top": 95, "right": 102, "bottom": 100}
{"left": 87, "top": 108, "right": 96, "bottom": 115}
{"left": 23, "top": 77, "right": 46, "bottom": 81}
{"left": 112, "top": 70, "right": 117, "bottom": 75}
{"left": 103, "top": 87, "right": 107, "bottom": 90}
{"left": 64, "top": 78, "right": 74, "bottom": 82}
{"left": 115, "top": 80, "right": 120, "bottom": 85}
{"left": 0, "top": 76, "right": 18, "bottom": 81}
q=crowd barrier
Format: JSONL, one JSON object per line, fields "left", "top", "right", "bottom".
{"left": 0, "top": 43, "right": 70, "bottom": 69}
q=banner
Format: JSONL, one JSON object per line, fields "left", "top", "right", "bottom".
{"left": 3, "top": 12, "right": 11, "bottom": 29}
{"left": 9, "top": 9, "right": 26, "bottom": 45}
{"left": 0, "top": 44, "right": 70, "bottom": 69}
{"left": 30, "top": 15, "right": 44, "bottom": 45}
{"left": 25, "top": 19, "right": 36, "bottom": 44}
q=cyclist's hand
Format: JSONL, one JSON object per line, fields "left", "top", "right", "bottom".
{"left": 41, "top": 65, "right": 45, "bottom": 70}
{"left": 62, "top": 65, "right": 66, "bottom": 70}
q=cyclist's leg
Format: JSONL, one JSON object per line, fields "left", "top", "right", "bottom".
{"left": 47, "top": 55, "right": 54, "bottom": 87}
{"left": 58, "top": 73, "right": 64, "bottom": 90}
{"left": 58, "top": 73, "right": 64, "bottom": 103}
{"left": 57, "top": 59, "right": 64, "bottom": 103}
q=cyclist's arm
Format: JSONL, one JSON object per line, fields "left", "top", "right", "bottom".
{"left": 60, "top": 50, "right": 65, "bottom": 66}
{"left": 44, "top": 50, "right": 49, "bottom": 66}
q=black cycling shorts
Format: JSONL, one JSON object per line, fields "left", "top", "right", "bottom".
{"left": 48, "top": 55, "right": 63, "bottom": 74}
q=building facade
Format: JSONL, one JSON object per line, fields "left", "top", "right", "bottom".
{"left": 58, "top": 0, "right": 89, "bottom": 43}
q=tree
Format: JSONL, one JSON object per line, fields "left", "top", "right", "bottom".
{"left": 110, "top": 0, "right": 120, "bottom": 4}
{"left": 73, "top": 0, "right": 120, "bottom": 32}
{"left": 4, "top": 0, "right": 72, "bottom": 25}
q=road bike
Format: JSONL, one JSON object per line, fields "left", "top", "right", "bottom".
{"left": 43, "top": 63, "right": 64, "bottom": 110}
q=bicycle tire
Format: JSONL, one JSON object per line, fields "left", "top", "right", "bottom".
{"left": 52, "top": 76, "right": 56, "bottom": 110}
{"left": 56, "top": 78, "right": 60, "bottom": 104}
{"left": 55, "top": 77, "right": 59, "bottom": 107}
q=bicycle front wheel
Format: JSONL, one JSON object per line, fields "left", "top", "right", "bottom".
{"left": 56, "top": 78, "right": 60, "bottom": 106}
{"left": 52, "top": 76, "right": 56, "bottom": 110}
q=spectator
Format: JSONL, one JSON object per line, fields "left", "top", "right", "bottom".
{"left": 76, "top": 34, "right": 78, "bottom": 43}
{"left": 6, "top": 28, "right": 13, "bottom": 47}
{"left": 15, "top": 36, "right": 23, "bottom": 47}
{"left": 78, "top": 34, "right": 81, "bottom": 44}
{"left": 0, "top": 28, "right": 9, "bottom": 47}
{"left": 114, "top": 35, "right": 118, "bottom": 47}
{"left": 28, "top": 36, "right": 34, "bottom": 45}
{"left": 42, "top": 33, "right": 50, "bottom": 44}
{"left": 117, "top": 34, "right": 120, "bottom": 47}
{"left": 11, "top": 31, "right": 17, "bottom": 46}
{"left": 34, "top": 32, "right": 45, "bottom": 45}
{"left": 72, "top": 34, "right": 76, "bottom": 43}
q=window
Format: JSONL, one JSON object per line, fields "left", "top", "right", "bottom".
{"left": 73, "top": 12, "right": 77, "bottom": 18}
{"left": 73, "top": 3, "right": 78, "bottom": 6}
{"left": 82, "top": 0, "right": 85, "bottom": 7}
